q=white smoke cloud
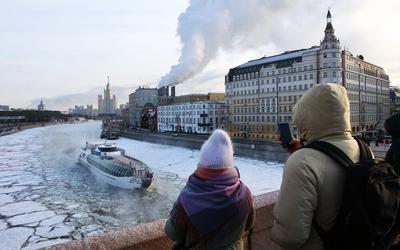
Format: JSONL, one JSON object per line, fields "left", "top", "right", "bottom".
{"left": 159, "top": 0, "right": 293, "bottom": 87}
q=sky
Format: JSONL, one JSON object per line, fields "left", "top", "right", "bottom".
{"left": 1, "top": 0, "right": 399, "bottom": 110}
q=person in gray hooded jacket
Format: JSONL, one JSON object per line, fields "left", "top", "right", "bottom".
{"left": 271, "top": 83, "right": 361, "bottom": 249}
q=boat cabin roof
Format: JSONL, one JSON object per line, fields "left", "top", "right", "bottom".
{"left": 97, "top": 144, "right": 118, "bottom": 152}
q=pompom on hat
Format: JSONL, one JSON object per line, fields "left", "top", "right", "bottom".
{"left": 198, "top": 129, "right": 234, "bottom": 168}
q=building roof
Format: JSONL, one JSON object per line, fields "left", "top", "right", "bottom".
{"left": 158, "top": 99, "right": 225, "bottom": 107}
{"left": 325, "top": 22, "right": 333, "bottom": 30}
{"left": 235, "top": 47, "right": 320, "bottom": 69}
{"left": 390, "top": 87, "right": 400, "bottom": 99}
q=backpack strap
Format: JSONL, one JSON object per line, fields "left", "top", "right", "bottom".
{"left": 303, "top": 140, "right": 355, "bottom": 244}
{"left": 353, "top": 137, "right": 373, "bottom": 161}
{"left": 304, "top": 140, "right": 354, "bottom": 169}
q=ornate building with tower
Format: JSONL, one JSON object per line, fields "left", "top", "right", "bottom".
{"left": 98, "top": 77, "right": 117, "bottom": 115}
{"left": 224, "top": 10, "right": 390, "bottom": 140}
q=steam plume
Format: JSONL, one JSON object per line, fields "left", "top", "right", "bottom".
{"left": 159, "top": 0, "right": 289, "bottom": 87}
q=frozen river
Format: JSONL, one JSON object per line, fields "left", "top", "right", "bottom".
{"left": 0, "top": 121, "right": 283, "bottom": 249}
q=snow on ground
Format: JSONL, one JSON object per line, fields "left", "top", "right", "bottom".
{"left": 0, "top": 121, "right": 283, "bottom": 249}
{"left": 116, "top": 138, "right": 283, "bottom": 196}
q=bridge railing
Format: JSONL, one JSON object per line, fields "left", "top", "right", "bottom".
{"left": 47, "top": 191, "right": 280, "bottom": 250}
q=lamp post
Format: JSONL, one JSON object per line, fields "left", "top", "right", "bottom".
{"left": 276, "top": 75, "right": 279, "bottom": 124}
{"left": 358, "top": 64, "right": 361, "bottom": 132}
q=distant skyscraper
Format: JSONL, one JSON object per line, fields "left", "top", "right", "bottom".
{"left": 37, "top": 99, "right": 45, "bottom": 111}
{"left": 98, "top": 76, "right": 117, "bottom": 115}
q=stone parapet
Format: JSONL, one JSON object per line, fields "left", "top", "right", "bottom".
{"left": 47, "top": 191, "right": 280, "bottom": 250}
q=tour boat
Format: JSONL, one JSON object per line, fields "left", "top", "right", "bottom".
{"left": 78, "top": 142, "right": 153, "bottom": 189}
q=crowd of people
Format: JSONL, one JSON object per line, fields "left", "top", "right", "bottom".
{"left": 163, "top": 83, "right": 400, "bottom": 250}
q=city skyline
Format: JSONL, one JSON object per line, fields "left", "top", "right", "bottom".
{"left": 1, "top": 0, "right": 399, "bottom": 109}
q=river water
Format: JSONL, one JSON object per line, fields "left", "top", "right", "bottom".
{"left": 0, "top": 121, "right": 282, "bottom": 249}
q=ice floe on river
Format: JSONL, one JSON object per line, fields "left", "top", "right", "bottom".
{"left": 0, "top": 121, "right": 283, "bottom": 249}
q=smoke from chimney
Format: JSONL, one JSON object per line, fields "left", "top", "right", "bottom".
{"left": 159, "top": 0, "right": 288, "bottom": 87}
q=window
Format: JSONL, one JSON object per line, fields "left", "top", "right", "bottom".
{"left": 323, "top": 72, "right": 328, "bottom": 78}
{"left": 324, "top": 53, "right": 327, "bottom": 58}
{"left": 310, "top": 74, "right": 313, "bottom": 79}
{"left": 333, "top": 71, "right": 337, "bottom": 77}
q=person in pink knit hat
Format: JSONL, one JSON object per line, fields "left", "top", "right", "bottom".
{"left": 164, "top": 129, "right": 255, "bottom": 250}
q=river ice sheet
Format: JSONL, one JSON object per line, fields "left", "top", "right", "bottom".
{"left": 0, "top": 121, "right": 283, "bottom": 249}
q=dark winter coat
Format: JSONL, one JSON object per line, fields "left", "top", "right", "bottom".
{"left": 164, "top": 167, "right": 255, "bottom": 250}
{"left": 385, "top": 114, "right": 400, "bottom": 174}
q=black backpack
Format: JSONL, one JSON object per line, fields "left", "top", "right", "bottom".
{"left": 305, "top": 137, "right": 400, "bottom": 250}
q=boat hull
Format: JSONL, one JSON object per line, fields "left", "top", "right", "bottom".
{"left": 78, "top": 154, "right": 142, "bottom": 189}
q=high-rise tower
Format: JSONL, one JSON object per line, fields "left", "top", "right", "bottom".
{"left": 98, "top": 76, "right": 117, "bottom": 115}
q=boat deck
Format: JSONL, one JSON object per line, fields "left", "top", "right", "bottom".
{"left": 112, "top": 155, "right": 147, "bottom": 170}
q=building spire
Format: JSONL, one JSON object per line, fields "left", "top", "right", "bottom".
{"left": 106, "top": 76, "right": 110, "bottom": 91}
{"left": 323, "top": 9, "right": 336, "bottom": 42}
{"left": 327, "top": 8, "right": 332, "bottom": 22}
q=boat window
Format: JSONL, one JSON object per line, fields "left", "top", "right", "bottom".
{"left": 99, "top": 147, "right": 118, "bottom": 152}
